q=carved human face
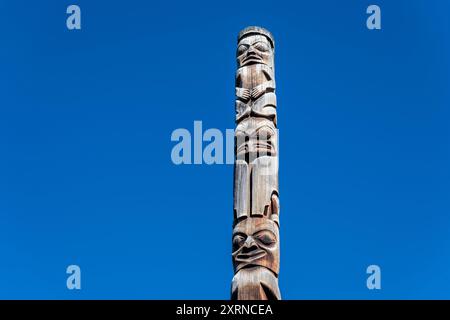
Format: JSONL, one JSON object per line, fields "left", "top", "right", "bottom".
{"left": 235, "top": 118, "right": 277, "bottom": 162}
{"left": 232, "top": 217, "right": 279, "bottom": 274}
{"left": 236, "top": 35, "right": 273, "bottom": 67}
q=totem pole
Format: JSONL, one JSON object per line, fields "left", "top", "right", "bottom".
{"left": 231, "top": 26, "right": 281, "bottom": 300}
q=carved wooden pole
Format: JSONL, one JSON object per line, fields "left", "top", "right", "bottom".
{"left": 231, "top": 26, "right": 281, "bottom": 300}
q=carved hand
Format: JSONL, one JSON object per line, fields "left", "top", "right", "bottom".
{"left": 251, "top": 84, "right": 266, "bottom": 100}
{"left": 236, "top": 87, "right": 251, "bottom": 102}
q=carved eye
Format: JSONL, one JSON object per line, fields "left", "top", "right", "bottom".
{"left": 233, "top": 234, "right": 246, "bottom": 250}
{"left": 253, "top": 42, "right": 270, "bottom": 53}
{"left": 237, "top": 44, "right": 249, "bottom": 56}
{"left": 254, "top": 231, "right": 276, "bottom": 246}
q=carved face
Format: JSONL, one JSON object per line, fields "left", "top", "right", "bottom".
{"left": 232, "top": 217, "right": 279, "bottom": 274}
{"left": 235, "top": 118, "right": 277, "bottom": 162}
{"left": 236, "top": 35, "right": 273, "bottom": 67}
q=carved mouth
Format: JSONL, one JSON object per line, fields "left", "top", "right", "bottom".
{"left": 249, "top": 143, "right": 274, "bottom": 157}
{"left": 242, "top": 54, "right": 263, "bottom": 65}
{"left": 254, "top": 143, "right": 272, "bottom": 153}
{"left": 236, "top": 249, "right": 267, "bottom": 263}
{"left": 237, "top": 142, "right": 273, "bottom": 155}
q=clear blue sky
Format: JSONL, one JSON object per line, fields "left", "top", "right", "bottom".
{"left": 0, "top": 0, "right": 449, "bottom": 299}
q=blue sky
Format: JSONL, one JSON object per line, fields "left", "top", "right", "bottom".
{"left": 0, "top": 0, "right": 449, "bottom": 299}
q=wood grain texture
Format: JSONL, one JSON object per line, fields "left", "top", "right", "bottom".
{"left": 232, "top": 26, "right": 281, "bottom": 300}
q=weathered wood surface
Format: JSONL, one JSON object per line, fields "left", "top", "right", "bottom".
{"left": 232, "top": 26, "right": 281, "bottom": 300}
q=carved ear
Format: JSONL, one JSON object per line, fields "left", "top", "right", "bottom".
{"left": 270, "top": 192, "right": 280, "bottom": 226}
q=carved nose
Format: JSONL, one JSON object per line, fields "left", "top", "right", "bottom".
{"left": 242, "top": 237, "right": 258, "bottom": 253}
